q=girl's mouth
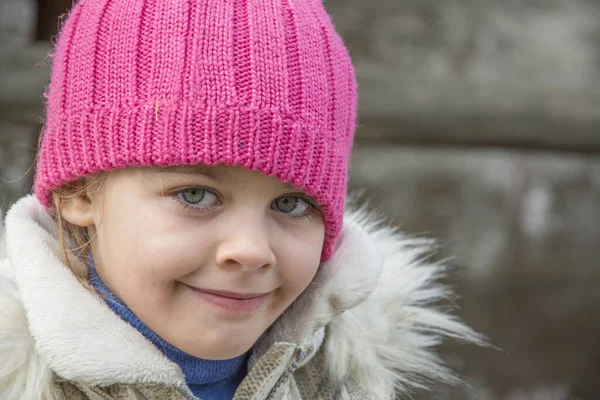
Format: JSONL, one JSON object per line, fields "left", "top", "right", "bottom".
{"left": 185, "top": 285, "right": 272, "bottom": 313}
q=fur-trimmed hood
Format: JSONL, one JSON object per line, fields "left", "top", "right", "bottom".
{"left": 0, "top": 195, "right": 484, "bottom": 399}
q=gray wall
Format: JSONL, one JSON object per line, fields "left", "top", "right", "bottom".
{"left": 328, "top": 0, "right": 600, "bottom": 151}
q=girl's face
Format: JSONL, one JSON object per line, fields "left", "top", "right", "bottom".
{"left": 78, "top": 165, "right": 324, "bottom": 360}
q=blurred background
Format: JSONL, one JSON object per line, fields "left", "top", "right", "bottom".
{"left": 1, "top": 0, "right": 599, "bottom": 399}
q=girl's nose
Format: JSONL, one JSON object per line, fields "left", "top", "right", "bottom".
{"left": 215, "top": 216, "right": 276, "bottom": 272}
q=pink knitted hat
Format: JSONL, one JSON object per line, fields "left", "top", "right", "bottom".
{"left": 34, "top": 0, "right": 357, "bottom": 261}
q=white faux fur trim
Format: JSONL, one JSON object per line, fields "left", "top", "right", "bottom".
{"left": 321, "top": 211, "right": 485, "bottom": 398}
{"left": 0, "top": 258, "right": 59, "bottom": 400}
{"left": 0, "top": 196, "right": 484, "bottom": 399}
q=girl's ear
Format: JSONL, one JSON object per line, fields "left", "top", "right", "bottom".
{"left": 59, "top": 192, "right": 95, "bottom": 227}
{"left": 57, "top": 179, "right": 100, "bottom": 228}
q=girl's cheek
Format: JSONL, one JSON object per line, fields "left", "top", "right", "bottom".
{"left": 286, "top": 249, "right": 321, "bottom": 287}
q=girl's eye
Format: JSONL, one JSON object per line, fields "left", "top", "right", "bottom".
{"left": 273, "top": 196, "right": 312, "bottom": 216}
{"left": 177, "top": 188, "right": 219, "bottom": 207}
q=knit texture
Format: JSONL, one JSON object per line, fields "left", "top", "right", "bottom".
{"left": 34, "top": 0, "right": 357, "bottom": 260}
{"left": 88, "top": 259, "right": 247, "bottom": 399}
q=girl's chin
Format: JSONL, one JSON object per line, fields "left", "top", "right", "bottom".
{"left": 165, "top": 325, "right": 258, "bottom": 360}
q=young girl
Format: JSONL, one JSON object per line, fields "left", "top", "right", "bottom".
{"left": 0, "top": 0, "right": 483, "bottom": 399}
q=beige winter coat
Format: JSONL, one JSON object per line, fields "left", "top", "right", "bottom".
{"left": 0, "top": 196, "right": 483, "bottom": 400}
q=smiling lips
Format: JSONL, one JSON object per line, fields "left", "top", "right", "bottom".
{"left": 187, "top": 286, "right": 272, "bottom": 313}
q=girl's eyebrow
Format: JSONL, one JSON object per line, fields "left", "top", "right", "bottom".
{"left": 149, "top": 165, "right": 224, "bottom": 184}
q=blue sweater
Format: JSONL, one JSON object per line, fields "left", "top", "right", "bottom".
{"left": 88, "top": 262, "right": 247, "bottom": 400}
